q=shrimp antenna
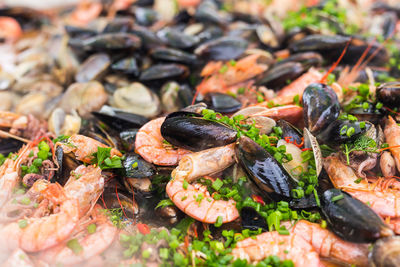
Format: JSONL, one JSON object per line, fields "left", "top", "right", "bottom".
{"left": 320, "top": 38, "right": 352, "bottom": 84}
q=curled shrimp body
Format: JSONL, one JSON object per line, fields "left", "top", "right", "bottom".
{"left": 135, "top": 117, "right": 191, "bottom": 166}
{"left": 232, "top": 229, "right": 322, "bottom": 267}
{"left": 38, "top": 205, "right": 118, "bottom": 266}
{"left": 58, "top": 134, "right": 122, "bottom": 164}
{"left": 324, "top": 155, "right": 400, "bottom": 233}
{"left": 0, "top": 184, "right": 80, "bottom": 253}
{"left": 64, "top": 165, "right": 104, "bottom": 217}
{"left": 384, "top": 116, "right": 400, "bottom": 173}
{"left": 166, "top": 144, "right": 239, "bottom": 223}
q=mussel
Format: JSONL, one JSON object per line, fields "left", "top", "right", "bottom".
{"left": 240, "top": 206, "right": 268, "bottom": 232}
{"left": 320, "top": 188, "right": 393, "bottom": 243}
{"left": 236, "top": 136, "right": 293, "bottom": 198}
{"left": 161, "top": 111, "right": 237, "bottom": 151}
{"left": 302, "top": 83, "right": 340, "bottom": 135}
{"left": 204, "top": 93, "right": 242, "bottom": 113}
{"left": 369, "top": 236, "right": 400, "bottom": 267}
{"left": 317, "top": 120, "right": 372, "bottom": 145}
{"left": 376, "top": 82, "right": 400, "bottom": 109}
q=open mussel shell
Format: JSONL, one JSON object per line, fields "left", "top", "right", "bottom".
{"left": 75, "top": 53, "right": 111, "bottom": 83}
{"left": 369, "top": 236, "right": 400, "bottom": 267}
{"left": 93, "top": 107, "right": 148, "bottom": 132}
{"left": 236, "top": 136, "right": 293, "bottom": 198}
{"left": 195, "top": 36, "right": 248, "bottom": 61}
{"left": 102, "top": 187, "right": 138, "bottom": 218}
{"left": 317, "top": 120, "right": 372, "bottom": 145}
{"left": 376, "top": 81, "right": 400, "bottom": 109}
{"left": 123, "top": 153, "right": 155, "bottom": 179}
{"left": 277, "top": 119, "right": 302, "bottom": 145}
{"left": 54, "top": 146, "right": 80, "bottom": 185}
{"left": 302, "top": 83, "right": 340, "bottom": 135}
{"left": 161, "top": 111, "right": 237, "bottom": 151}
{"left": 348, "top": 105, "right": 383, "bottom": 125}
{"left": 321, "top": 189, "right": 393, "bottom": 243}
{"left": 256, "top": 62, "right": 304, "bottom": 89}
{"left": 303, "top": 128, "right": 323, "bottom": 177}
{"left": 204, "top": 92, "right": 242, "bottom": 113}
{"left": 240, "top": 206, "right": 268, "bottom": 232}
{"left": 139, "top": 63, "right": 189, "bottom": 81}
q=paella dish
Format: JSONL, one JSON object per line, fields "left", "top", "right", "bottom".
{"left": 1, "top": 0, "right": 400, "bottom": 266}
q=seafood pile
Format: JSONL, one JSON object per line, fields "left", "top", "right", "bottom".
{"left": 1, "top": 0, "right": 400, "bottom": 266}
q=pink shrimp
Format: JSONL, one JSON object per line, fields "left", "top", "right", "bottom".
{"left": 384, "top": 116, "right": 400, "bottom": 173}
{"left": 233, "top": 220, "right": 369, "bottom": 267}
{"left": 249, "top": 105, "right": 303, "bottom": 125}
{"left": 166, "top": 144, "right": 239, "bottom": 223}
{"left": 135, "top": 117, "right": 191, "bottom": 166}
{"left": 2, "top": 249, "right": 34, "bottom": 267}
{"left": 232, "top": 230, "right": 322, "bottom": 267}
{"left": 0, "top": 183, "right": 80, "bottom": 253}
{"left": 195, "top": 54, "right": 268, "bottom": 95}
{"left": 324, "top": 155, "right": 400, "bottom": 233}
{"left": 57, "top": 134, "right": 122, "bottom": 164}
{"left": 38, "top": 205, "right": 118, "bottom": 265}
{"left": 0, "top": 17, "right": 22, "bottom": 40}
{"left": 64, "top": 165, "right": 104, "bottom": 217}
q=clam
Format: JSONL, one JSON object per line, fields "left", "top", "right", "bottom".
{"left": 110, "top": 82, "right": 160, "bottom": 118}
{"left": 48, "top": 108, "right": 81, "bottom": 137}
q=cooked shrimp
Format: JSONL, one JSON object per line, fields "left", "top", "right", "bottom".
{"left": 286, "top": 220, "right": 369, "bottom": 266}
{"left": 166, "top": 144, "right": 239, "bottom": 223}
{"left": 384, "top": 116, "right": 400, "bottom": 173}
{"left": 232, "top": 230, "right": 322, "bottom": 267}
{"left": 57, "top": 134, "right": 122, "bottom": 164}
{"left": 0, "top": 17, "right": 22, "bottom": 40}
{"left": 69, "top": 1, "right": 102, "bottom": 26}
{"left": 0, "top": 145, "right": 32, "bottom": 207}
{"left": 380, "top": 151, "right": 396, "bottom": 178}
{"left": 249, "top": 105, "right": 303, "bottom": 125}
{"left": 2, "top": 249, "right": 34, "bottom": 267}
{"left": 38, "top": 205, "right": 118, "bottom": 265}
{"left": 135, "top": 117, "right": 191, "bottom": 166}
{"left": 324, "top": 155, "right": 400, "bottom": 233}
{"left": 0, "top": 183, "right": 79, "bottom": 253}
{"left": 64, "top": 165, "right": 104, "bottom": 217}
{"left": 196, "top": 54, "right": 268, "bottom": 95}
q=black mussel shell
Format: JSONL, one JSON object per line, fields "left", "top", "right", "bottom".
{"left": 157, "top": 27, "right": 200, "bottom": 49}
{"left": 241, "top": 206, "right": 268, "bottom": 232}
{"left": 120, "top": 129, "right": 139, "bottom": 152}
{"left": 256, "top": 62, "right": 304, "bottom": 89}
{"left": 70, "top": 33, "right": 142, "bottom": 51}
{"left": 289, "top": 34, "right": 351, "bottom": 53}
{"left": 161, "top": 113, "right": 237, "bottom": 151}
{"left": 321, "top": 189, "right": 393, "bottom": 243}
{"left": 102, "top": 17, "right": 134, "bottom": 33}
{"left": 111, "top": 56, "right": 140, "bottom": 76}
{"left": 93, "top": 111, "right": 148, "bottom": 132}
{"left": 302, "top": 83, "right": 340, "bottom": 135}
{"left": 369, "top": 236, "right": 400, "bottom": 267}
{"left": 276, "top": 119, "right": 303, "bottom": 145}
{"left": 289, "top": 193, "right": 318, "bottom": 209}
{"left": 317, "top": 120, "right": 371, "bottom": 145}
{"left": 348, "top": 104, "right": 383, "bottom": 125}
{"left": 0, "top": 138, "right": 23, "bottom": 155}
{"left": 102, "top": 187, "right": 138, "bottom": 218}
{"left": 123, "top": 153, "right": 155, "bottom": 178}
{"left": 150, "top": 47, "right": 197, "bottom": 65}
{"left": 236, "top": 136, "right": 293, "bottom": 198}
{"left": 134, "top": 7, "right": 159, "bottom": 26}
{"left": 275, "top": 52, "right": 323, "bottom": 70}
{"left": 195, "top": 36, "right": 248, "bottom": 61}
{"left": 54, "top": 146, "right": 80, "bottom": 185}
{"left": 377, "top": 82, "right": 400, "bottom": 109}
{"left": 204, "top": 93, "right": 242, "bottom": 113}
{"left": 139, "top": 64, "right": 189, "bottom": 81}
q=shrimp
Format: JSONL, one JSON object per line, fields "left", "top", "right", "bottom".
{"left": 64, "top": 165, "right": 104, "bottom": 217}
{"left": 0, "top": 183, "right": 80, "bottom": 253}
{"left": 196, "top": 54, "right": 268, "bottom": 95}
{"left": 256, "top": 68, "right": 343, "bottom": 107}
{"left": 232, "top": 230, "right": 322, "bottom": 267}
{"left": 69, "top": 1, "right": 103, "bottom": 26}
{"left": 0, "top": 144, "right": 32, "bottom": 207}
{"left": 166, "top": 144, "right": 239, "bottom": 223}
{"left": 2, "top": 249, "right": 34, "bottom": 267}
{"left": 249, "top": 105, "right": 303, "bottom": 125}
{"left": 38, "top": 205, "right": 118, "bottom": 265}
{"left": 384, "top": 116, "right": 400, "bottom": 173}
{"left": 57, "top": 134, "right": 122, "bottom": 164}
{"left": 324, "top": 155, "right": 400, "bottom": 233}
{"left": 0, "top": 17, "right": 22, "bottom": 40}
{"left": 232, "top": 220, "right": 369, "bottom": 267}
{"left": 286, "top": 220, "right": 369, "bottom": 266}
{"left": 135, "top": 117, "right": 191, "bottom": 166}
